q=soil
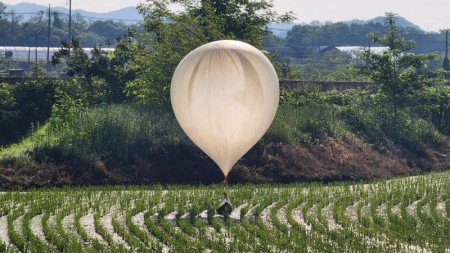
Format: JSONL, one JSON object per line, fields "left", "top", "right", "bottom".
{"left": 0, "top": 136, "right": 449, "bottom": 188}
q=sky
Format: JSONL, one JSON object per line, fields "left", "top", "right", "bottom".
{"left": 2, "top": 0, "right": 450, "bottom": 32}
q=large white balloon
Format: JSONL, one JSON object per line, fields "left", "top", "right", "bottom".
{"left": 171, "top": 40, "right": 279, "bottom": 178}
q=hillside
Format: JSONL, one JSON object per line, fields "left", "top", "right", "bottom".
{"left": 0, "top": 100, "right": 448, "bottom": 188}
{"left": 1, "top": 134, "right": 448, "bottom": 188}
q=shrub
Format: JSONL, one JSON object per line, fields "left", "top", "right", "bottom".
{"left": 267, "top": 103, "right": 346, "bottom": 145}
{"left": 414, "top": 86, "right": 450, "bottom": 135}
{"left": 394, "top": 112, "right": 444, "bottom": 150}
{"left": 0, "top": 80, "right": 57, "bottom": 146}
{"left": 40, "top": 103, "right": 186, "bottom": 163}
{"left": 0, "top": 83, "right": 18, "bottom": 144}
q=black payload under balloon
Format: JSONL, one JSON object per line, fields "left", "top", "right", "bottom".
{"left": 216, "top": 192, "right": 233, "bottom": 216}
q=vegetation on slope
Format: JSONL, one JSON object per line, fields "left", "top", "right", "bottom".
{"left": 0, "top": 84, "right": 449, "bottom": 187}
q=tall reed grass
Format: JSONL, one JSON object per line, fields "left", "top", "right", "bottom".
{"left": 36, "top": 103, "right": 189, "bottom": 163}
{"left": 1, "top": 101, "right": 348, "bottom": 165}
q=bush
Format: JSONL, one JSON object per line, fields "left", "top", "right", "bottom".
{"left": 0, "top": 80, "right": 57, "bottom": 146}
{"left": 280, "top": 87, "right": 448, "bottom": 151}
{"left": 332, "top": 91, "right": 387, "bottom": 145}
{"left": 266, "top": 102, "right": 346, "bottom": 145}
{"left": 0, "top": 83, "right": 18, "bottom": 144}
{"left": 394, "top": 113, "right": 444, "bottom": 150}
{"left": 414, "top": 86, "right": 450, "bottom": 135}
{"left": 40, "top": 103, "right": 187, "bottom": 163}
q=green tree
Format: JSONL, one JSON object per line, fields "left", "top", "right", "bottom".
{"left": 0, "top": 83, "right": 18, "bottom": 144}
{"left": 125, "top": 0, "right": 294, "bottom": 103}
{"left": 52, "top": 31, "right": 140, "bottom": 104}
{"left": 0, "top": 2, "right": 8, "bottom": 44}
{"left": 284, "top": 20, "right": 444, "bottom": 54}
{"left": 0, "top": 50, "right": 17, "bottom": 71}
{"left": 19, "top": 11, "right": 48, "bottom": 46}
{"left": 1, "top": 10, "right": 23, "bottom": 45}
{"left": 0, "top": 2, "right": 6, "bottom": 19}
{"left": 52, "top": 39, "right": 89, "bottom": 77}
{"left": 360, "top": 13, "right": 445, "bottom": 128}
{"left": 89, "top": 20, "right": 128, "bottom": 42}
{"left": 52, "top": 11, "right": 64, "bottom": 29}
{"left": 29, "top": 62, "right": 47, "bottom": 77}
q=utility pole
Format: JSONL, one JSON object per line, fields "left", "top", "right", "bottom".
{"left": 10, "top": 11, "right": 14, "bottom": 39}
{"left": 47, "top": 4, "right": 51, "bottom": 63}
{"left": 444, "top": 30, "right": 450, "bottom": 72}
{"left": 68, "top": 0, "right": 72, "bottom": 40}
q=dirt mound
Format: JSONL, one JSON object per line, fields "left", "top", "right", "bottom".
{"left": 1, "top": 136, "right": 449, "bottom": 188}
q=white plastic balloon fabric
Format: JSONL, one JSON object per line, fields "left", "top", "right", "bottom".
{"left": 170, "top": 40, "right": 279, "bottom": 178}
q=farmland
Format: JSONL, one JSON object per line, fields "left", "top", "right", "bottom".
{"left": 0, "top": 171, "right": 450, "bottom": 252}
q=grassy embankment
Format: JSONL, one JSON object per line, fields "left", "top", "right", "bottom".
{"left": 0, "top": 87, "right": 449, "bottom": 187}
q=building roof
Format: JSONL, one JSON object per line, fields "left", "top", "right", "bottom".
{"left": 336, "top": 46, "right": 389, "bottom": 55}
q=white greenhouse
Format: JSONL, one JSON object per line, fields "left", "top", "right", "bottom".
{"left": 0, "top": 46, "right": 114, "bottom": 63}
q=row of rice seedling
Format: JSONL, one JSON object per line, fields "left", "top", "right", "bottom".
{"left": 1, "top": 171, "right": 450, "bottom": 252}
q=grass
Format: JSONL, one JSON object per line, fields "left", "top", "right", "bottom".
{"left": 0, "top": 101, "right": 348, "bottom": 165}
{"left": 0, "top": 124, "right": 53, "bottom": 166}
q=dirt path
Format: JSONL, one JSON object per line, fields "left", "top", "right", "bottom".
{"left": 0, "top": 216, "right": 10, "bottom": 247}
{"left": 100, "top": 212, "right": 130, "bottom": 249}
{"left": 30, "top": 214, "right": 53, "bottom": 247}
{"left": 292, "top": 203, "right": 311, "bottom": 231}
{"left": 80, "top": 212, "right": 107, "bottom": 245}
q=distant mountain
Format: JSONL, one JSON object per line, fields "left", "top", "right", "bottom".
{"left": 4, "top": 3, "right": 422, "bottom": 33}
{"left": 3, "top": 2, "right": 143, "bottom": 23}
{"left": 269, "top": 16, "right": 423, "bottom": 38}
{"left": 347, "top": 16, "right": 422, "bottom": 30}
{"left": 267, "top": 23, "right": 297, "bottom": 38}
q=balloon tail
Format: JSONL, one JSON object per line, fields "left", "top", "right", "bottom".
{"left": 222, "top": 177, "right": 228, "bottom": 186}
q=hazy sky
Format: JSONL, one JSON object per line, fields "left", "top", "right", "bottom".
{"left": 2, "top": 0, "right": 450, "bottom": 32}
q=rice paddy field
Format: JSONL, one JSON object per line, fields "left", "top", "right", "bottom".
{"left": 1, "top": 170, "right": 450, "bottom": 253}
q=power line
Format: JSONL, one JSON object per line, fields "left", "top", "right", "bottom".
{"left": 1, "top": 11, "right": 142, "bottom": 22}
{"left": 1, "top": 12, "right": 40, "bottom": 15}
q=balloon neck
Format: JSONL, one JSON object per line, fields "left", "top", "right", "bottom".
{"left": 222, "top": 177, "right": 228, "bottom": 186}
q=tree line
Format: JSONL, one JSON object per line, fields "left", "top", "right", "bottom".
{"left": 274, "top": 21, "right": 447, "bottom": 54}
{"left": 0, "top": 1, "right": 133, "bottom": 47}
{"left": 3, "top": 0, "right": 447, "bottom": 55}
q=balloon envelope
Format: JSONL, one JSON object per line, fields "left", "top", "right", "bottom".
{"left": 171, "top": 40, "right": 279, "bottom": 178}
